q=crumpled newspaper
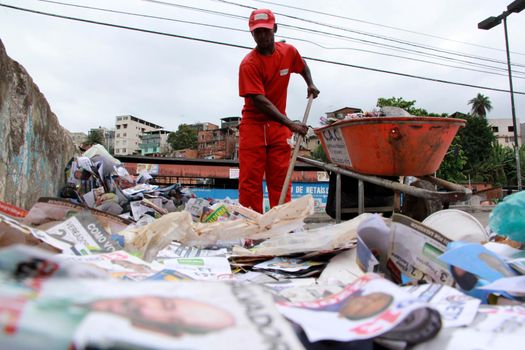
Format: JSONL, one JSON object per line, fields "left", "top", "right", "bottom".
{"left": 119, "top": 195, "right": 315, "bottom": 259}
{"left": 118, "top": 211, "right": 194, "bottom": 262}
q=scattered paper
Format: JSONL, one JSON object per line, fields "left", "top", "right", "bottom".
{"left": 477, "top": 276, "right": 525, "bottom": 296}
{"left": 278, "top": 273, "right": 431, "bottom": 342}
{"left": 160, "top": 256, "right": 233, "bottom": 281}
{"left": 388, "top": 214, "right": 454, "bottom": 285}
{"left": 403, "top": 284, "right": 480, "bottom": 328}
{"left": 0, "top": 278, "right": 304, "bottom": 350}
{"left": 41, "top": 211, "right": 122, "bottom": 255}
{"left": 254, "top": 257, "right": 325, "bottom": 273}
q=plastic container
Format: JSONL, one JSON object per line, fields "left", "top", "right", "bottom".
{"left": 314, "top": 117, "right": 466, "bottom": 176}
{"left": 422, "top": 209, "right": 488, "bottom": 243}
{"left": 489, "top": 191, "right": 525, "bottom": 243}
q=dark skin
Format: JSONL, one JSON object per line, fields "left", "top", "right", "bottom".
{"left": 249, "top": 24, "right": 320, "bottom": 137}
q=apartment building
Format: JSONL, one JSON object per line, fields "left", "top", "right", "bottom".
{"left": 488, "top": 118, "right": 522, "bottom": 147}
{"left": 139, "top": 129, "right": 171, "bottom": 156}
{"left": 114, "top": 115, "right": 163, "bottom": 156}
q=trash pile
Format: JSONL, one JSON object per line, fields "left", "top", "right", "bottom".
{"left": 61, "top": 144, "right": 194, "bottom": 217}
{"left": 320, "top": 106, "right": 413, "bottom": 125}
{"left": 1, "top": 165, "right": 525, "bottom": 349}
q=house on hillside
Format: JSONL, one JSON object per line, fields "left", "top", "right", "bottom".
{"left": 197, "top": 117, "right": 239, "bottom": 159}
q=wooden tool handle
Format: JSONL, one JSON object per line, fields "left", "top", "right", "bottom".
{"left": 278, "top": 95, "right": 314, "bottom": 205}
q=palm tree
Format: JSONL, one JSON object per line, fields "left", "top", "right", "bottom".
{"left": 468, "top": 93, "right": 493, "bottom": 118}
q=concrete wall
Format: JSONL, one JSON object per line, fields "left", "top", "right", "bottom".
{"left": 0, "top": 39, "right": 76, "bottom": 209}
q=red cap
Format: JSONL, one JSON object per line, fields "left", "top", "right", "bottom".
{"left": 248, "top": 9, "right": 275, "bottom": 31}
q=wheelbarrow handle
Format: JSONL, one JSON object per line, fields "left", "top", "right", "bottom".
{"left": 278, "top": 95, "right": 314, "bottom": 205}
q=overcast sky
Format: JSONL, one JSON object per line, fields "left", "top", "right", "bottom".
{"left": 1, "top": 0, "right": 524, "bottom": 133}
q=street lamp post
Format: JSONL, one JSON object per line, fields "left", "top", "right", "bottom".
{"left": 478, "top": 0, "right": 525, "bottom": 191}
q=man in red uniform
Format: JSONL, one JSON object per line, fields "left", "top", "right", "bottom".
{"left": 238, "top": 8, "right": 320, "bottom": 213}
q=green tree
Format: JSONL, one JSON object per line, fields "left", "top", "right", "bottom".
{"left": 85, "top": 129, "right": 104, "bottom": 146}
{"left": 457, "top": 114, "right": 497, "bottom": 181}
{"left": 468, "top": 93, "right": 492, "bottom": 118}
{"left": 476, "top": 142, "right": 513, "bottom": 185}
{"left": 436, "top": 136, "right": 467, "bottom": 183}
{"left": 376, "top": 97, "right": 444, "bottom": 117}
{"left": 168, "top": 124, "right": 197, "bottom": 150}
{"left": 377, "top": 97, "right": 418, "bottom": 112}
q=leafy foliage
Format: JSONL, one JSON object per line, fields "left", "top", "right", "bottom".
{"left": 85, "top": 129, "right": 104, "bottom": 146}
{"left": 457, "top": 114, "right": 497, "bottom": 178}
{"left": 168, "top": 124, "right": 198, "bottom": 150}
{"left": 468, "top": 93, "right": 492, "bottom": 118}
{"left": 436, "top": 136, "right": 467, "bottom": 183}
{"left": 474, "top": 142, "right": 514, "bottom": 185}
{"left": 376, "top": 97, "right": 445, "bottom": 117}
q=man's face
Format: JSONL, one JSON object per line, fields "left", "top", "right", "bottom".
{"left": 251, "top": 27, "right": 274, "bottom": 52}
{"left": 90, "top": 296, "right": 235, "bottom": 333}
{"left": 339, "top": 292, "right": 393, "bottom": 320}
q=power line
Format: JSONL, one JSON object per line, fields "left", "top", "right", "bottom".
{"left": 0, "top": 2, "right": 524, "bottom": 96}
{"left": 284, "top": 23, "right": 525, "bottom": 75}
{"left": 141, "top": 0, "right": 525, "bottom": 71}
{"left": 214, "top": 0, "right": 525, "bottom": 67}
{"left": 31, "top": 0, "right": 525, "bottom": 77}
{"left": 251, "top": 0, "right": 525, "bottom": 57}
{"left": 285, "top": 35, "right": 525, "bottom": 80}
{"left": 34, "top": 0, "right": 247, "bottom": 34}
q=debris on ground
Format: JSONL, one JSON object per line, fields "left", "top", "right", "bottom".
{"left": 0, "top": 152, "right": 524, "bottom": 349}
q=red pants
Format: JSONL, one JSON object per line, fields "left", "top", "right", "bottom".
{"left": 239, "top": 121, "right": 292, "bottom": 213}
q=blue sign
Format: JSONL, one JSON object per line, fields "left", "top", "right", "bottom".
{"left": 190, "top": 181, "right": 328, "bottom": 213}
{"left": 263, "top": 181, "right": 328, "bottom": 212}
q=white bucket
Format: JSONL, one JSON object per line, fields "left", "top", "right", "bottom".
{"left": 422, "top": 209, "right": 488, "bottom": 243}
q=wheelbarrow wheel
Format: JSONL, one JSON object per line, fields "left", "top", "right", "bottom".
{"left": 401, "top": 179, "right": 442, "bottom": 222}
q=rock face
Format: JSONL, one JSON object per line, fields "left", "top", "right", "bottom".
{"left": 0, "top": 39, "right": 76, "bottom": 209}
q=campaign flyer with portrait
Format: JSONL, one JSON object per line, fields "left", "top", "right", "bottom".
{"left": 277, "top": 273, "right": 431, "bottom": 342}
{"left": 0, "top": 278, "right": 304, "bottom": 350}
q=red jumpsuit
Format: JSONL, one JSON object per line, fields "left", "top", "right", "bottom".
{"left": 238, "top": 42, "right": 305, "bottom": 213}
